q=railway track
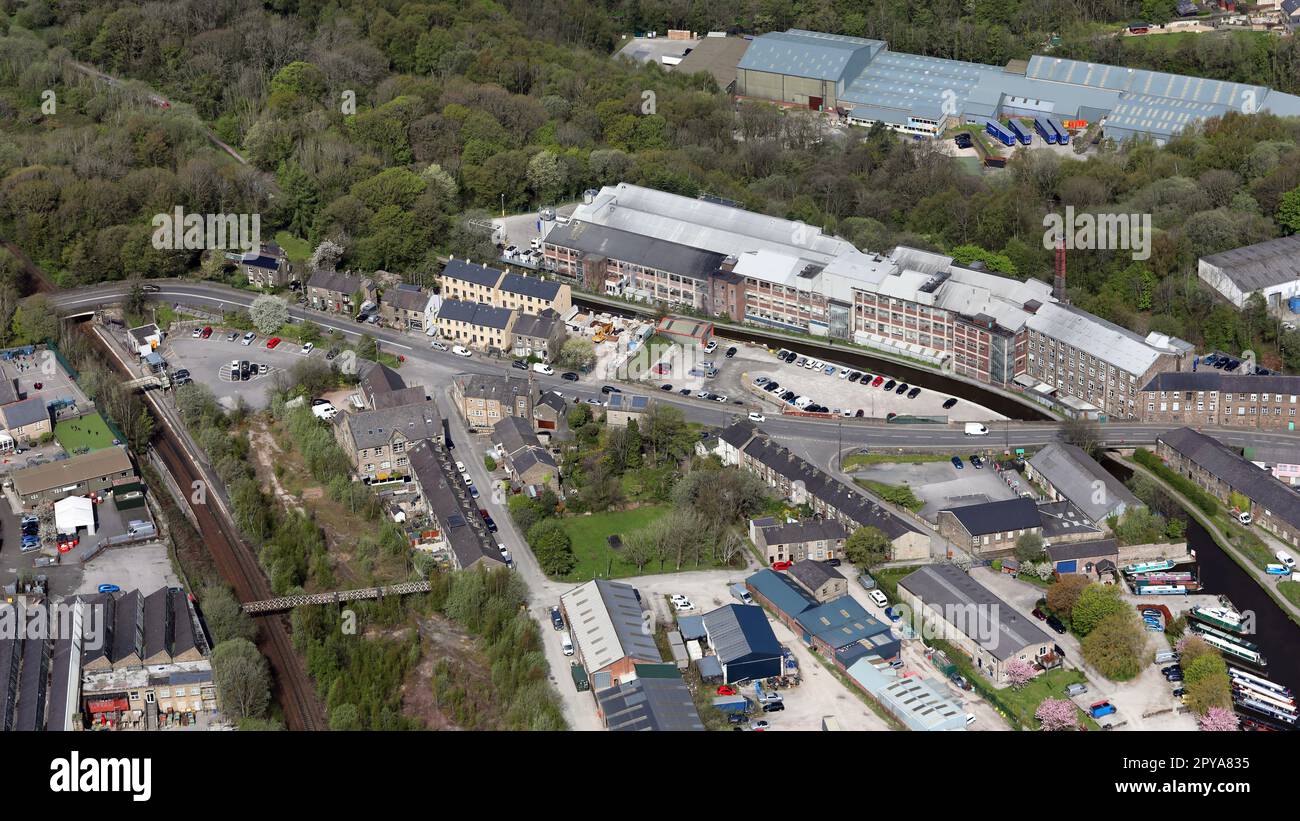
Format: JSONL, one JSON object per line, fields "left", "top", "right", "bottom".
{"left": 83, "top": 324, "right": 325, "bottom": 730}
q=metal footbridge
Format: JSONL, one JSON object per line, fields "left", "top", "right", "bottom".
{"left": 241, "top": 581, "right": 432, "bottom": 614}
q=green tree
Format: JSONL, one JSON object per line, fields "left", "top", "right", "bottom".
{"left": 211, "top": 638, "right": 271, "bottom": 721}
{"left": 1081, "top": 610, "right": 1145, "bottom": 681}
{"left": 1046, "top": 574, "right": 1091, "bottom": 620}
{"left": 1014, "top": 532, "right": 1046, "bottom": 562}
{"left": 844, "top": 526, "right": 891, "bottom": 567}
{"left": 1071, "top": 583, "right": 1128, "bottom": 636}
{"left": 1277, "top": 183, "right": 1300, "bottom": 234}
{"left": 200, "top": 584, "right": 258, "bottom": 644}
{"left": 12, "top": 295, "right": 59, "bottom": 344}
{"left": 557, "top": 337, "right": 596, "bottom": 371}
{"left": 249, "top": 294, "right": 289, "bottom": 335}
{"left": 528, "top": 519, "right": 575, "bottom": 576}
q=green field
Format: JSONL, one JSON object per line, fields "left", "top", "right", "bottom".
{"left": 54, "top": 414, "right": 117, "bottom": 454}
{"left": 556, "top": 504, "right": 729, "bottom": 580}
{"left": 274, "top": 231, "right": 312, "bottom": 263}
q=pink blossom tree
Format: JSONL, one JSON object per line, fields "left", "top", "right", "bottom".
{"left": 1197, "top": 707, "right": 1239, "bottom": 732}
{"left": 1035, "top": 698, "right": 1079, "bottom": 731}
{"left": 1005, "top": 658, "right": 1035, "bottom": 689}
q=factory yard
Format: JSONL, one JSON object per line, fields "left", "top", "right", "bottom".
{"left": 850, "top": 458, "right": 1023, "bottom": 522}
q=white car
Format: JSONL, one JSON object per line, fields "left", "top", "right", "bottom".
{"left": 191, "top": 327, "right": 203, "bottom": 338}
{"left": 803, "top": 359, "right": 816, "bottom": 369}
{"left": 748, "top": 412, "right": 766, "bottom": 423}
{"left": 451, "top": 345, "right": 472, "bottom": 357}
{"left": 300, "top": 342, "right": 314, "bottom": 355}
{"left": 869, "top": 590, "right": 889, "bottom": 608}
{"left": 703, "top": 340, "right": 718, "bottom": 353}
{"left": 671, "top": 595, "right": 694, "bottom": 611}
{"left": 242, "top": 332, "right": 256, "bottom": 346}
{"left": 712, "top": 394, "right": 727, "bottom": 402}
{"left": 532, "top": 362, "right": 554, "bottom": 375}
{"left": 311, "top": 402, "right": 338, "bottom": 420}
{"left": 838, "top": 368, "right": 850, "bottom": 378}
{"left": 430, "top": 340, "right": 448, "bottom": 351}
{"left": 455, "top": 461, "right": 467, "bottom": 472}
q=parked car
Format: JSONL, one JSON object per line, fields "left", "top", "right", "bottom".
{"left": 749, "top": 720, "right": 770, "bottom": 731}
{"left": 300, "top": 342, "right": 314, "bottom": 355}
{"left": 951, "top": 456, "right": 964, "bottom": 469}
{"left": 969, "top": 455, "right": 984, "bottom": 469}
{"left": 550, "top": 607, "right": 565, "bottom": 631}
{"left": 1088, "top": 700, "right": 1116, "bottom": 718}
{"left": 561, "top": 371, "right": 579, "bottom": 381}
{"left": 895, "top": 382, "right": 910, "bottom": 395}
{"left": 824, "top": 558, "right": 842, "bottom": 567}
{"left": 191, "top": 327, "right": 203, "bottom": 338}
{"left": 871, "top": 376, "right": 884, "bottom": 387}
{"left": 725, "top": 346, "right": 737, "bottom": 358}
{"left": 512, "top": 360, "right": 529, "bottom": 370}
{"left": 98, "top": 584, "right": 120, "bottom": 594}
{"left": 772, "top": 561, "right": 793, "bottom": 571}
{"left": 907, "top": 387, "right": 921, "bottom": 399}
{"left": 242, "top": 332, "right": 256, "bottom": 345}
{"left": 1046, "top": 616, "right": 1067, "bottom": 635}
{"left": 266, "top": 337, "right": 281, "bottom": 349}
{"left": 601, "top": 385, "right": 621, "bottom": 394}
{"left": 717, "top": 685, "right": 737, "bottom": 696}
{"left": 883, "top": 379, "right": 896, "bottom": 391}
{"left": 430, "top": 340, "right": 449, "bottom": 352}
{"left": 942, "top": 397, "right": 958, "bottom": 409}
{"left": 949, "top": 672, "right": 971, "bottom": 691}
{"left": 1031, "top": 608, "right": 1047, "bottom": 620}
{"left": 762, "top": 701, "right": 785, "bottom": 713}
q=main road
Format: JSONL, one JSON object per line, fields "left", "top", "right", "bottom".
{"left": 45, "top": 279, "right": 1300, "bottom": 454}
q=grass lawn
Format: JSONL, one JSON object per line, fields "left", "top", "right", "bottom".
{"left": 999, "top": 667, "right": 1100, "bottom": 731}
{"left": 556, "top": 504, "right": 728, "bottom": 581}
{"left": 843, "top": 452, "right": 950, "bottom": 470}
{"left": 854, "top": 478, "right": 924, "bottom": 513}
{"left": 1280, "top": 581, "right": 1300, "bottom": 608}
{"left": 274, "top": 231, "right": 312, "bottom": 263}
{"left": 54, "top": 414, "right": 117, "bottom": 454}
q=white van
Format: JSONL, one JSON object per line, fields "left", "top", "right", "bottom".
{"left": 1277, "top": 550, "right": 1297, "bottom": 569}
{"left": 964, "top": 423, "right": 989, "bottom": 436}
{"left": 532, "top": 362, "right": 554, "bottom": 375}
{"left": 560, "top": 632, "right": 574, "bottom": 656}
{"left": 869, "top": 590, "right": 889, "bottom": 608}
{"left": 1153, "top": 651, "right": 1179, "bottom": 664}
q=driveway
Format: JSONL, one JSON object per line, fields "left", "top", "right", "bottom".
{"left": 971, "top": 567, "right": 1197, "bottom": 730}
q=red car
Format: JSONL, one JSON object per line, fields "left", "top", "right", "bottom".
{"left": 200, "top": 326, "right": 213, "bottom": 339}
{"left": 871, "top": 375, "right": 885, "bottom": 387}
{"left": 266, "top": 337, "right": 281, "bottom": 349}
{"left": 772, "top": 561, "right": 793, "bottom": 571}
{"left": 717, "top": 685, "right": 737, "bottom": 696}
{"left": 58, "top": 542, "right": 73, "bottom": 553}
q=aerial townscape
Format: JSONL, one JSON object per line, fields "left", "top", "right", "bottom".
{"left": 4, "top": 1, "right": 1300, "bottom": 778}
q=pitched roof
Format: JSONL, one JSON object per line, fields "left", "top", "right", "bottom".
{"left": 788, "top": 558, "right": 846, "bottom": 590}
{"left": 595, "top": 667, "right": 704, "bottom": 731}
{"left": 1028, "top": 443, "right": 1141, "bottom": 522}
{"left": 499, "top": 272, "right": 562, "bottom": 302}
{"left": 899, "top": 564, "right": 1052, "bottom": 660}
{"left": 441, "top": 258, "right": 504, "bottom": 289}
{"left": 1159, "top": 427, "right": 1300, "bottom": 531}
{"left": 1, "top": 397, "right": 49, "bottom": 429}
{"left": 701, "top": 604, "right": 782, "bottom": 665}
{"left": 545, "top": 220, "right": 726, "bottom": 282}
{"left": 1141, "top": 369, "right": 1300, "bottom": 395}
{"left": 941, "top": 497, "right": 1040, "bottom": 536}
{"left": 511, "top": 311, "right": 562, "bottom": 340}
{"left": 738, "top": 29, "right": 881, "bottom": 81}
{"left": 359, "top": 361, "right": 405, "bottom": 398}
{"left": 756, "top": 518, "right": 848, "bottom": 546}
{"left": 456, "top": 373, "right": 529, "bottom": 402}
{"left": 560, "top": 580, "right": 661, "bottom": 671}
{"left": 12, "top": 447, "right": 134, "bottom": 496}
{"left": 407, "top": 440, "right": 504, "bottom": 570}
{"left": 1201, "top": 234, "right": 1300, "bottom": 292}
{"left": 307, "top": 269, "right": 370, "bottom": 294}
{"left": 370, "top": 386, "right": 429, "bottom": 410}
{"left": 437, "top": 299, "right": 514, "bottom": 330}
{"left": 382, "top": 285, "right": 430, "bottom": 312}
{"left": 1044, "top": 538, "right": 1119, "bottom": 563}
{"left": 796, "top": 596, "right": 891, "bottom": 650}
{"left": 493, "top": 415, "right": 540, "bottom": 457}
{"left": 745, "top": 568, "right": 817, "bottom": 616}
{"left": 717, "top": 420, "right": 757, "bottom": 449}
{"left": 340, "top": 402, "right": 441, "bottom": 450}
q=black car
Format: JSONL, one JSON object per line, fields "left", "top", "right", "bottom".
{"left": 725, "top": 346, "right": 737, "bottom": 358}
{"left": 780, "top": 391, "right": 796, "bottom": 401}
{"left": 512, "top": 360, "right": 529, "bottom": 370}
{"left": 601, "top": 385, "right": 621, "bottom": 394}
{"left": 679, "top": 388, "right": 692, "bottom": 396}
{"left": 172, "top": 368, "right": 191, "bottom": 385}
{"left": 855, "top": 409, "right": 864, "bottom": 417}
{"left": 848, "top": 372, "right": 862, "bottom": 382}
{"left": 550, "top": 607, "right": 565, "bottom": 631}
{"left": 969, "top": 455, "right": 984, "bottom": 469}
{"left": 1204, "top": 354, "right": 1220, "bottom": 366}
{"left": 824, "top": 558, "right": 842, "bottom": 567}
{"left": 764, "top": 382, "right": 780, "bottom": 392}
{"left": 660, "top": 384, "right": 673, "bottom": 391}
{"left": 942, "top": 397, "right": 958, "bottom": 410}
{"left": 883, "top": 379, "right": 897, "bottom": 391}
{"left": 1160, "top": 664, "right": 1182, "bottom": 676}
{"left": 239, "top": 360, "right": 250, "bottom": 380}
{"left": 895, "top": 383, "right": 909, "bottom": 395}
{"left": 762, "top": 701, "right": 785, "bottom": 713}
{"left": 783, "top": 351, "right": 798, "bottom": 362}
{"left": 325, "top": 347, "right": 340, "bottom": 360}
{"left": 907, "top": 387, "right": 921, "bottom": 399}
{"left": 1046, "top": 616, "right": 1067, "bottom": 635}
{"left": 561, "top": 371, "right": 579, "bottom": 381}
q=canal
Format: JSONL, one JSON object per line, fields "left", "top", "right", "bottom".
{"left": 1108, "top": 460, "right": 1300, "bottom": 719}
{"left": 573, "top": 295, "right": 1054, "bottom": 422}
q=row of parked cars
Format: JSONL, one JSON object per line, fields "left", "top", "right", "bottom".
{"left": 767, "top": 349, "right": 959, "bottom": 412}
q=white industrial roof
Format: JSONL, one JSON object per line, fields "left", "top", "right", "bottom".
{"left": 54, "top": 495, "right": 95, "bottom": 530}
{"left": 1027, "top": 302, "right": 1166, "bottom": 375}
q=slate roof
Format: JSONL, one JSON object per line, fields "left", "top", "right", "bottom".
{"left": 746, "top": 568, "right": 817, "bottom": 616}
{"left": 1159, "top": 427, "right": 1300, "bottom": 530}
{"left": 512, "top": 310, "right": 562, "bottom": 340}
{"left": 701, "top": 604, "right": 782, "bottom": 665}
{"left": 307, "top": 269, "right": 370, "bottom": 294}
{"left": 942, "top": 497, "right": 1040, "bottom": 536}
{"left": 12, "top": 448, "right": 134, "bottom": 496}
{"left": 1200, "top": 234, "right": 1300, "bottom": 292}
{"left": 456, "top": 373, "right": 529, "bottom": 402}
{"left": 757, "top": 518, "right": 848, "bottom": 546}
{"left": 407, "top": 440, "right": 504, "bottom": 570}
{"left": 899, "top": 564, "right": 1052, "bottom": 660}
{"left": 339, "top": 402, "right": 441, "bottom": 450}
{"left": 437, "top": 299, "right": 514, "bottom": 330}
{"left": 797, "top": 596, "right": 892, "bottom": 650}
{"left": 717, "top": 420, "right": 757, "bottom": 449}
{"left": 1044, "top": 538, "right": 1119, "bottom": 563}
{"left": 788, "top": 558, "right": 846, "bottom": 591}
{"left": 1141, "top": 370, "right": 1300, "bottom": 395}
{"left": 359, "top": 362, "right": 405, "bottom": 398}
{"left": 1, "top": 397, "right": 49, "bottom": 429}
{"left": 382, "top": 285, "right": 430, "bottom": 312}
{"left": 442, "top": 258, "right": 504, "bottom": 289}
{"left": 545, "top": 220, "right": 726, "bottom": 282}
{"left": 499, "top": 273, "right": 562, "bottom": 302}
{"left": 370, "top": 386, "right": 429, "bottom": 410}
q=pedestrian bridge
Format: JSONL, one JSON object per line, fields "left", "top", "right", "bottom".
{"left": 241, "top": 581, "right": 432, "bottom": 614}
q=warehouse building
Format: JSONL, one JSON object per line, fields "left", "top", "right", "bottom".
{"left": 560, "top": 580, "right": 661, "bottom": 683}
{"left": 1198, "top": 234, "right": 1300, "bottom": 311}
{"left": 898, "top": 564, "right": 1055, "bottom": 686}
{"left": 846, "top": 658, "right": 968, "bottom": 731}
{"left": 1026, "top": 443, "right": 1142, "bottom": 526}
{"left": 594, "top": 664, "right": 704, "bottom": 731}
{"left": 701, "top": 604, "right": 784, "bottom": 683}
{"left": 734, "top": 29, "right": 1300, "bottom": 144}
{"left": 1139, "top": 371, "right": 1300, "bottom": 431}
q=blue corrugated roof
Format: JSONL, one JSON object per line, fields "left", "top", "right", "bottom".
{"left": 746, "top": 569, "right": 816, "bottom": 616}
{"left": 738, "top": 30, "right": 882, "bottom": 81}
{"left": 797, "top": 597, "right": 891, "bottom": 649}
